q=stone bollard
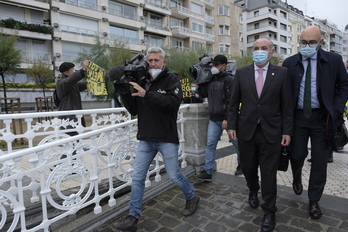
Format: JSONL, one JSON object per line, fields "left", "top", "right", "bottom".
{"left": 182, "top": 103, "right": 209, "bottom": 174}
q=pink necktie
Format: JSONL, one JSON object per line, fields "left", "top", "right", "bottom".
{"left": 256, "top": 68, "right": 264, "bottom": 97}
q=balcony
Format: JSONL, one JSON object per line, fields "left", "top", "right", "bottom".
{"left": 200, "top": 0, "right": 214, "bottom": 10}
{"left": 60, "top": 24, "right": 98, "bottom": 37}
{"left": 204, "top": 14, "right": 214, "bottom": 26}
{"left": 170, "top": 5, "right": 190, "bottom": 19}
{"left": 144, "top": 0, "right": 171, "bottom": 15}
{"left": 57, "top": 0, "right": 98, "bottom": 11}
{"left": 171, "top": 26, "right": 191, "bottom": 38}
{"left": 205, "top": 34, "right": 215, "bottom": 43}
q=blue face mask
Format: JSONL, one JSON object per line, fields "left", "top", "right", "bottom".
{"left": 253, "top": 51, "right": 269, "bottom": 66}
{"left": 299, "top": 44, "right": 317, "bottom": 59}
{"left": 191, "top": 87, "right": 197, "bottom": 91}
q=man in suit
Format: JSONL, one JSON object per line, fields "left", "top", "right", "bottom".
{"left": 283, "top": 26, "right": 348, "bottom": 220}
{"left": 228, "top": 37, "right": 293, "bottom": 232}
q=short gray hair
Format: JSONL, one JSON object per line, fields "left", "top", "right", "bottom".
{"left": 147, "top": 47, "right": 166, "bottom": 59}
{"left": 254, "top": 37, "right": 274, "bottom": 50}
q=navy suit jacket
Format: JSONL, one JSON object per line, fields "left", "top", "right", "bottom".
{"left": 227, "top": 63, "right": 293, "bottom": 144}
{"left": 283, "top": 48, "right": 348, "bottom": 150}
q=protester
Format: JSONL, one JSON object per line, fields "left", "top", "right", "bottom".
{"left": 56, "top": 60, "right": 89, "bottom": 136}
{"left": 228, "top": 37, "right": 293, "bottom": 232}
{"left": 183, "top": 82, "right": 204, "bottom": 103}
{"left": 193, "top": 54, "right": 240, "bottom": 181}
{"left": 113, "top": 47, "right": 199, "bottom": 231}
{"left": 283, "top": 25, "right": 348, "bottom": 220}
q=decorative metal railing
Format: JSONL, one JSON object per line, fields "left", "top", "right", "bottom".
{"left": 0, "top": 106, "right": 189, "bottom": 231}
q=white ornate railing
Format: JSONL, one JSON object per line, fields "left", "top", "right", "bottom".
{"left": 0, "top": 106, "right": 189, "bottom": 231}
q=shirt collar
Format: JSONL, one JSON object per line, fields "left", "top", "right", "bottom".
{"left": 302, "top": 51, "right": 318, "bottom": 61}
{"left": 254, "top": 62, "right": 270, "bottom": 72}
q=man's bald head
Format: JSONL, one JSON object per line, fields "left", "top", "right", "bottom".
{"left": 300, "top": 26, "right": 324, "bottom": 47}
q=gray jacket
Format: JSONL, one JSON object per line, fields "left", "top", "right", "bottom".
{"left": 56, "top": 69, "right": 86, "bottom": 123}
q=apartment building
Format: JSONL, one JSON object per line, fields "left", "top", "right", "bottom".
{"left": 236, "top": 0, "right": 292, "bottom": 57}
{"left": 342, "top": 26, "right": 348, "bottom": 63}
{"left": 1, "top": 0, "right": 244, "bottom": 82}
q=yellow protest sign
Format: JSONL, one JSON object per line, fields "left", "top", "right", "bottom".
{"left": 180, "top": 78, "right": 191, "bottom": 98}
{"left": 86, "top": 61, "right": 107, "bottom": 96}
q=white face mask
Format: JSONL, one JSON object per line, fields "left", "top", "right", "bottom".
{"left": 211, "top": 67, "right": 220, "bottom": 75}
{"left": 148, "top": 69, "right": 162, "bottom": 80}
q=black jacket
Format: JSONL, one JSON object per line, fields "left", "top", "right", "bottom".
{"left": 56, "top": 69, "right": 86, "bottom": 123}
{"left": 283, "top": 48, "right": 348, "bottom": 150}
{"left": 198, "top": 71, "right": 234, "bottom": 121}
{"left": 120, "top": 67, "right": 183, "bottom": 144}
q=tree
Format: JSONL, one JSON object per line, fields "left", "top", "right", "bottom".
{"left": 26, "top": 60, "right": 54, "bottom": 97}
{"left": 165, "top": 48, "right": 206, "bottom": 81}
{"left": 75, "top": 37, "right": 132, "bottom": 106}
{"left": 0, "top": 33, "right": 22, "bottom": 114}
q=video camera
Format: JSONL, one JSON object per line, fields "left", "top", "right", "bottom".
{"left": 189, "top": 53, "right": 237, "bottom": 85}
{"left": 109, "top": 54, "right": 149, "bottom": 94}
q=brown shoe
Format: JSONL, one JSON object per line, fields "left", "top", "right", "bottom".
{"left": 309, "top": 201, "right": 323, "bottom": 219}
{"left": 292, "top": 179, "right": 303, "bottom": 195}
{"left": 182, "top": 194, "right": 200, "bottom": 216}
{"left": 113, "top": 215, "right": 138, "bottom": 231}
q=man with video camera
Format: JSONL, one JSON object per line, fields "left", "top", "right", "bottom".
{"left": 112, "top": 47, "right": 199, "bottom": 231}
{"left": 193, "top": 54, "right": 239, "bottom": 181}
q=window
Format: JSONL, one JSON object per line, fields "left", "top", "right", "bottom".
{"left": 145, "top": 34, "right": 164, "bottom": 47}
{"left": 144, "top": 11, "right": 163, "bottom": 29}
{"left": 66, "top": 0, "right": 97, "bottom": 10}
{"left": 254, "top": 10, "right": 259, "bottom": 17}
{"left": 110, "top": 26, "right": 138, "bottom": 44}
{"left": 172, "top": 39, "right": 184, "bottom": 50}
{"left": 280, "top": 35, "right": 287, "bottom": 43}
{"left": 280, "top": 10, "right": 287, "bottom": 18}
{"left": 280, "top": 23, "right": 287, "bottom": 30}
{"left": 171, "top": 18, "right": 183, "bottom": 27}
{"left": 280, "top": 47, "right": 287, "bottom": 55}
{"left": 254, "top": 23, "right": 260, "bottom": 29}
{"left": 170, "top": 0, "right": 182, "bottom": 8}
{"left": 218, "top": 6, "right": 229, "bottom": 16}
{"left": 108, "top": 1, "right": 136, "bottom": 19}
{"left": 192, "top": 41, "right": 203, "bottom": 51}
{"left": 191, "top": 3, "right": 203, "bottom": 15}
{"left": 219, "top": 44, "right": 230, "bottom": 54}
{"left": 0, "top": 4, "right": 25, "bottom": 22}
{"left": 206, "top": 28, "right": 212, "bottom": 35}
{"left": 254, "top": 35, "right": 259, "bottom": 41}
{"left": 60, "top": 14, "right": 98, "bottom": 36}
{"left": 30, "top": 10, "right": 43, "bottom": 24}
{"left": 192, "top": 22, "right": 204, "bottom": 33}
{"left": 62, "top": 42, "right": 92, "bottom": 62}
{"left": 219, "top": 25, "right": 230, "bottom": 35}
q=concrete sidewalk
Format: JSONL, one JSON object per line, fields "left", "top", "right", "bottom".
{"left": 97, "top": 130, "right": 348, "bottom": 232}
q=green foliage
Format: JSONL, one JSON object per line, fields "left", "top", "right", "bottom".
{"left": 26, "top": 61, "right": 55, "bottom": 97}
{"left": 109, "top": 41, "right": 133, "bottom": 66}
{"left": 0, "top": 18, "right": 52, "bottom": 34}
{"left": 165, "top": 48, "right": 207, "bottom": 81}
{"left": 0, "top": 82, "right": 56, "bottom": 88}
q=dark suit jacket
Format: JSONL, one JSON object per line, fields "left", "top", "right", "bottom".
{"left": 227, "top": 63, "right": 293, "bottom": 144}
{"left": 283, "top": 48, "right": 348, "bottom": 150}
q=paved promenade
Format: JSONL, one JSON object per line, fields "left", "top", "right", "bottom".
{"left": 97, "top": 131, "right": 348, "bottom": 232}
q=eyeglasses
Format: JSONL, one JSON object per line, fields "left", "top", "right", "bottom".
{"left": 299, "top": 40, "right": 318, "bottom": 48}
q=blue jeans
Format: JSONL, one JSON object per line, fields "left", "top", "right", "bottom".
{"left": 204, "top": 120, "right": 223, "bottom": 174}
{"left": 129, "top": 141, "right": 195, "bottom": 218}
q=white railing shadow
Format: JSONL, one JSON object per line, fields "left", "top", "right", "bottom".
{"left": 0, "top": 105, "right": 189, "bottom": 232}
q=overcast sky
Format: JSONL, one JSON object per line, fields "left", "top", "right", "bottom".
{"left": 285, "top": 0, "right": 348, "bottom": 31}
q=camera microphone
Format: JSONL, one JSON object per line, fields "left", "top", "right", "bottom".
{"left": 109, "top": 65, "right": 125, "bottom": 82}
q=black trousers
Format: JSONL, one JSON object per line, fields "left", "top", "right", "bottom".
{"left": 291, "top": 110, "right": 329, "bottom": 201}
{"left": 239, "top": 124, "right": 281, "bottom": 214}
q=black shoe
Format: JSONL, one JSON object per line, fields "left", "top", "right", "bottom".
{"left": 309, "top": 201, "right": 323, "bottom": 219}
{"left": 193, "top": 170, "right": 212, "bottom": 181}
{"left": 328, "top": 151, "right": 333, "bottom": 163}
{"left": 113, "top": 215, "right": 138, "bottom": 231}
{"left": 292, "top": 179, "right": 303, "bottom": 195}
{"left": 248, "top": 191, "right": 259, "bottom": 209}
{"left": 234, "top": 164, "right": 243, "bottom": 176}
{"left": 182, "top": 194, "right": 200, "bottom": 216}
{"left": 261, "top": 213, "right": 275, "bottom": 232}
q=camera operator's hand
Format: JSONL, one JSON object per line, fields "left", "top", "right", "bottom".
{"left": 130, "top": 82, "right": 146, "bottom": 97}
